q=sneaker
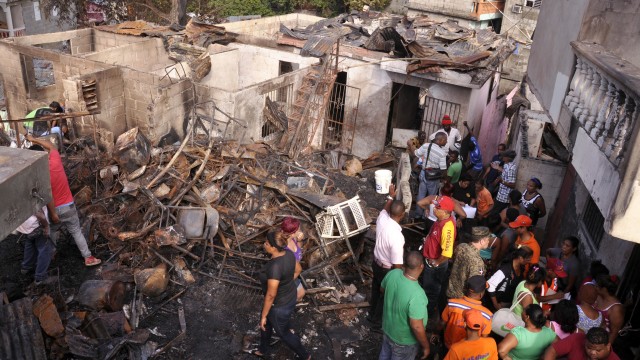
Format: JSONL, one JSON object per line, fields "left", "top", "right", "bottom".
{"left": 21, "top": 268, "right": 32, "bottom": 275}
{"left": 84, "top": 256, "right": 102, "bottom": 267}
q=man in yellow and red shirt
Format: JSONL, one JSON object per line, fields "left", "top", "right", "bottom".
{"left": 422, "top": 195, "right": 456, "bottom": 319}
{"left": 441, "top": 276, "right": 493, "bottom": 349}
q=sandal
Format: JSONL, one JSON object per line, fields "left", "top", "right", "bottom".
{"left": 242, "top": 348, "right": 265, "bottom": 358}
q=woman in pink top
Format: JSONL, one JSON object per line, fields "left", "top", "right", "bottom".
{"left": 595, "top": 275, "right": 624, "bottom": 345}
{"left": 548, "top": 300, "right": 581, "bottom": 339}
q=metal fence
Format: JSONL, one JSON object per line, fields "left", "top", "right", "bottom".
{"left": 261, "top": 83, "right": 294, "bottom": 140}
{"left": 322, "top": 82, "right": 360, "bottom": 153}
{"left": 420, "top": 96, "right": 462, "bottom": 136}
{"left": 581, "top": 196, "right": 605, "bottom": 250}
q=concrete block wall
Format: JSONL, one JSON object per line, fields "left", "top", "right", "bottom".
{"left": 194, "top": 84, "right": 237, "bottom": 139}
{"left": 72, "top": 67, "right": 126, "bottom": 138}
{"left": 123, "top": 69, "right": 158, "bottom": 139}
{"left": 0, "top": 41, "right": 111, "bottom": 121}
{"left": 222, "top": 13, "right": 322, "bottom": 41}
{"left": 85, "top": 38, "right": 173, "bottom": 73}
{"left": 150, "top": 79, "right": 194, "bottom": 142}
{"left": 93, "top": 31, "right": 148, "bottom": 52}
{"left": 69, "top": 29, "right": 93, "bottom": 55}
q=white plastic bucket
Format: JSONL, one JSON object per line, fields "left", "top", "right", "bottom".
{"left": 374, "top": 169, "right": 393, "bottom": 194}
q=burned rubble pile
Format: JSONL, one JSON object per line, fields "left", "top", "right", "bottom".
{"left": 4, "top": 112, "right": 398, "bottom": 359}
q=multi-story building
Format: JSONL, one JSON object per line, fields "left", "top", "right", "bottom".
{"left": 522, "top": 0, "right": 640, "bottom": 351}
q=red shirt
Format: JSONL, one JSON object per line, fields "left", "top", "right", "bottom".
{"left": 552, "top": 333, "right": 620, "bottom": 360}
{"left": 423, "top": 217, "right": 456, "bottom": 260}
{"left": 48, "top": 150, "right": 74, "bottom": 207}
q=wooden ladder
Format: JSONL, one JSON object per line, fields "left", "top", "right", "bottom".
{"left": 283, "top": 40, "right": 340, "bottom": 158}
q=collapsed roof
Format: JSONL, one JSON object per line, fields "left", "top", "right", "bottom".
{"left": 278, "top": 11, "right": 516, "bottom": 85}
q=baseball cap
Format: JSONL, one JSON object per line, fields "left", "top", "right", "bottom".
{"left": 442, "top": 115, "right": 452, "bottom": 125}
{"left": 509, "top": 215, "right": 532, "bottom": 228}
{"left": 467, "top": 275, "right": 488, "bottom": 293}
{"left": 547, "top": 258, "right": 568, "bottom": 278}
{"left": 463, "top": 309, "right": 485, "bottom": 334}
{"left": 435, "top": 196, "right": 455, "bottom": 212}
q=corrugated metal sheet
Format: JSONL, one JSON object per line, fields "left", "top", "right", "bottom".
{"left": 0, "top": 297, "right": 47, "bottom": 360}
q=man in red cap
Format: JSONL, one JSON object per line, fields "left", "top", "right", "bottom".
{"left": 421, "top": 195, "right": 457, "bottom": 320}
{"left": 429, "top": 115, "right": 462, "bottom": 153}
{"left": 444, "top": 309, "right": 498, "bottom": 360}
{"left": 510, "top": 215, "right": 540, "bottom": 272}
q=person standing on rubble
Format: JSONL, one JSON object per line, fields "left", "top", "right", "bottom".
{"left": 256, "top": 230, "right": 310, "bottom": 359}
{"left": 16, "top": 205, "right": 55, "bottom": 285}
{"left": 429, "top": 115, "right": 462, "bottom": 152}
{"left": 421, "top": 196, "right": 456, "bottom": 321}
{"left": 369, "top": 184, "right": 406, "bottom": 328}
{"left": 281, "top": 217, "right": 307, "bottom": 301}
{"left": 379, "top": 251, "right": 430, "bottom": 360}
{"left": 25, "top": 134, "right": 102, "bottom": 267}
{"left": 408, "top": 132, "right": 448, "bottom": 219}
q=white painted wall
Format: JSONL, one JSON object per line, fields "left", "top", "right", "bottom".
{"left": 227, "top": 44, "right": 317, "bottom": 90}
{"left": 202, "top": 46, "right": 240, "bottom": 91}
{"left": 572, "top": 128, "right": 620, "bottom": 218}
{"left": 527, "top": 0, "right": 589, "bottom": 124}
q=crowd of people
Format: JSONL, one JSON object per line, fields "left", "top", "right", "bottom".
{"left": 368, "top": 115, "right": 624, "bottom": 359}
{"left": 12, "top": 107, "right": 627, "bottom": 360}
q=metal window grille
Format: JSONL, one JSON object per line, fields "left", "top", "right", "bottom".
{"left": 261, "top": 83, "right": 294, "bottom": 139}
{"left": 581, "top": 196, "right": 605, "bottom": 250}
{"left": 524, "top": 0, "right": 542, "bottom": 8}
{"left": 420, "top": 96, "right": 462, "bottom": 136}
{"left": 322, "top": 82, "right": 361, "bottom": 153}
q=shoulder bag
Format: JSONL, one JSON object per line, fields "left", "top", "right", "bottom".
{"left": 491, "top": 290, "right": 530, "bottom": 337}
{"left": 423, "top": 143, "right": 442, "bottom": 180}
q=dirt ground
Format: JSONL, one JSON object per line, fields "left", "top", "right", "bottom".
{"left": 1, "top": 161, "right": 426, "bottom": 359}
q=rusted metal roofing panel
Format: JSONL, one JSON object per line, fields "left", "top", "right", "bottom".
{"left": 0, "top": 297, "right": 47, "bottom": 360}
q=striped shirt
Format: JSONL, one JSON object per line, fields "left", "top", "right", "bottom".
{"left": 442, "top": 297, "right": 493, "bottom": 348}
{"left": 496, "top": 161, "right": 517, "bottom": 203}
{"left": 415, "top": 142, "right": 447, "bottom": 170}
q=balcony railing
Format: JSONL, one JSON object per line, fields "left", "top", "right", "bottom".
{"left": 564, "top": 42, "right": 640, "bottom": 167}
{"left": 0, "top": 26, "right": 25, "bottom": 38}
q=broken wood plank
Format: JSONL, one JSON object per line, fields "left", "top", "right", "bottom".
{"left": 305, "top": 286, "right": 336, "bottom": 294}
{"left": 318, "top": 302, "right": 370, "bottom": 312}
{"left": 196, "top": 271, "right": 262, "bottom": 291}
{"left": 170, "top": 244, "right": 200, "bottom": 261}
{"left": 142, "top": 288, "right": 188, "bottom": 321}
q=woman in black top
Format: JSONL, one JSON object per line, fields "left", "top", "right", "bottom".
{"left": 484, "top": 246, "right": 534, "bottom": 311}
{"left": 255, "top": 230, "right": 310, "bottom": 359}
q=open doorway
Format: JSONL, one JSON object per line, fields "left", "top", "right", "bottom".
{"left": 323, "top": 71, "right": 360, "bottom": 152}
{"left": 386, "top": 83, "right": 421, "bottom": 143}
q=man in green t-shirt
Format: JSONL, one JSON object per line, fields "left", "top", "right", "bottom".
{"left": 380, "top": 251, "right": 430, "bottom": 360}
{"left": 447, "top": 148, "right": 463, "bottom": 184}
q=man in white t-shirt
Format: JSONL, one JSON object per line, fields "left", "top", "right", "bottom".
{"left": 429, "top": 114, "right": 462, "bottom": 152}
{"left": 368, "top": 184, "right": 406, "bottom": 326}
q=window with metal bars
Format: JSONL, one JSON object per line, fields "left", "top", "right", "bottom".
{"left": 524, "top": 0, "right": 542, "bottom": 7}
{"left": 581, "top": 196, "right": 605, "bottom": 250}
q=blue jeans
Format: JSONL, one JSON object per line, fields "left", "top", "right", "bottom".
{"left": 21, "top": 227, "right": 55, "bottom": 282}
{"left": 50, "top": 203, "right": 92, "bottom": 258}
{"left": 422, "top": 260, "right": 449, "bottom": 320}
{"left": 259, "top": 297, "right": 309, "bottom": 359}
{"left": 415, "top": 171, "right": 440, "bottom": 217}
{"left": 379, "top": 334, "right": 419, "bottom": 360}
